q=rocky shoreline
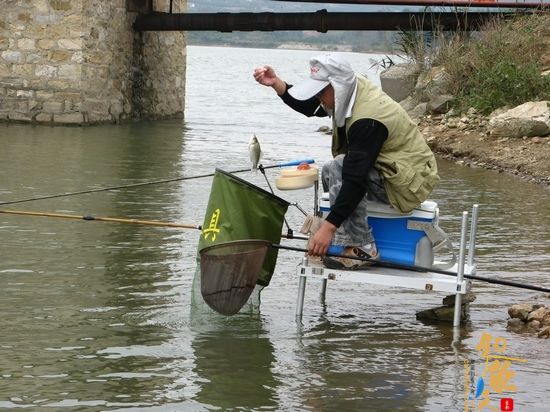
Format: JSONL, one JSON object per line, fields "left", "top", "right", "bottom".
{"left": 418, "top": 113, "right": 550, "bottom": 187}
{"left": 379, "top": 64, "right": 550, "bottom": 187}
{"left": 508, "top": 303, "right": 550, "bottom": 339}
{"left": 318, "top": 109, "right": 550, "bottom": 187}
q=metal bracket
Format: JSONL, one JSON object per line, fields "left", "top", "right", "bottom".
{"left": 126, "top": 0, "right": 152, "bottom": 14}
{"left": 407, "top": 220, "right": 446, "bottom": 244}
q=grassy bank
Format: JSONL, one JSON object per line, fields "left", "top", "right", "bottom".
{"left": 398, "top": 13, "right": 550, "bottom": 114}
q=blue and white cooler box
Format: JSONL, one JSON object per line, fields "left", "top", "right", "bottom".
{"left": 320, "top": 194, "right": 440, "bottom": 267}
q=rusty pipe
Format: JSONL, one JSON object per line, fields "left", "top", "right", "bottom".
{"left": 134, "top": 10, "right": 508, "bottom": 32}
{"left": 275, "top": 0, "right": 549, "bottom": 9}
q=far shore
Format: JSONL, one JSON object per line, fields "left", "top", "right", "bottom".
{"left": 186, "top": 41, "right": 394, "bottom": 55}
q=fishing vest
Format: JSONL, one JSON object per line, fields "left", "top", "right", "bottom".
{"left": 332, "top": 75, "right": 439, "bottom": 213}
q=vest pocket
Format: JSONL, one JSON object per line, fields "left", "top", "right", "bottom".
{"left": 381, "top": 161, "right": 415, "bottom": 189}
{"left": 380, "top": 161, "right": 435, "bottom": 212}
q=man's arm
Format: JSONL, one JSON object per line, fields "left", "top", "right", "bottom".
{"left": 308, "top": 119, "right": 388, "bottom": 256}
{"left": 280, "top": 83, "right": 327, "bottom": 117}
{"left": 253, "top": 65, "right": 327, "bottom": 117}
{"left": 325, "top": 119, "right": 388, "bottom": 228}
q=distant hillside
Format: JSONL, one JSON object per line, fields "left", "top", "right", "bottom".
{"left": 186, "top": 30, "right": 397, "bottom": 53}
{"left": 185, "top": 1, "right": 405, "bottom": 52}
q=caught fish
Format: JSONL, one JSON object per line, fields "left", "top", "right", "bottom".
{"left": 248, "top": 134, "right": 261, "bottom": 172}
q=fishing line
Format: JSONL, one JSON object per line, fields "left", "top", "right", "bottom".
{"left": 0, "top": 172, "right": 217, "bottom": 206}
{"left": 259, "top": 164, "right": 294, "bottom": 236}
{"left": 0, "top": 158, "right": 315, "bottom": 206}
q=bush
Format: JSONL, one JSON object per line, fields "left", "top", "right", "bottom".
{"left": 458, "top": 60, "right": 550, "bottom": 114}
{"left": 397, "top": 13, "right": 550, "bottom": 114}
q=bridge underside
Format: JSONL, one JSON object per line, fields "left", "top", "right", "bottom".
{"left": 134, "top": 10, "right": 513, "bottom": 32}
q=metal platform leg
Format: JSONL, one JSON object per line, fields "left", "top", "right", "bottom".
{"left": 320, "top": 279, "right": 327, "bottom": 299}
{"left": 454, "top": 211, "right": 469, "bottom": 327}
{"left": 296, "top": 258, "right": 308, "bottom": 317}
{"left": 296, "top": 276, "right": 307, "bottom": 317}
{"left": 467, "top": 204, "right": 479, "bottom": 267}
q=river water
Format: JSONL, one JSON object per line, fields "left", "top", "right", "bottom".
{"left": 0, "top": 46, "right": 549, "bottom": 411}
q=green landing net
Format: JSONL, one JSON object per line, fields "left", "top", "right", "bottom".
{"left": 198, "top": 169, "right": 289, "bottom": 315}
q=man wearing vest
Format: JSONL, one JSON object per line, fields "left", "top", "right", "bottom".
{"left": 253, "top": 54, "right": 439, "bottom": 270}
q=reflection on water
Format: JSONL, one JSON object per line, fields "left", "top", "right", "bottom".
{"left": 192, "top": 322, "right": 278, "bottom": 410}
{"left": 0, "top": 46, "right": 549, "bottom": 411}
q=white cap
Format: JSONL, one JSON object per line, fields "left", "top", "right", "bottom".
{"left": 288, "top": 54, "right": 354, "bottom": 101}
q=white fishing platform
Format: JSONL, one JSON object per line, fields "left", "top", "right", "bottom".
{"left": 297, "top": 259, "right": 474, "bottom": 295}
{"left": 294, "top": 205, "right": 480, "bottom": 327}
{"left": 274, "top": 164, "right": 479, "bottom": 327}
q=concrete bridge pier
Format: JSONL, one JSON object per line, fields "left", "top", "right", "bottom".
{"left": 0, "top": 0, "right": 186, "bottom": 125}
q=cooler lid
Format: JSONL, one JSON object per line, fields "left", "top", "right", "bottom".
{"left": 367, "top": 200, "right": 438, "bottom": 219}
{"left": 322, "top": 192, "right": 438, "bottom": 219}
{"left": 419, "top": 200, "right": 438, "bottom": 212}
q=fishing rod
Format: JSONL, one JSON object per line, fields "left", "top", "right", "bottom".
{"left": 0, "top": 209, "right": 309, "bottom": 240}
{"left": 273, "top": 244, "right": 550, "bottom": 294}
{"left": 0, "top": 158, "right": 315, "bottom": 206}
{"left": 0, "top": 209, "right": 202, "bottom": 230}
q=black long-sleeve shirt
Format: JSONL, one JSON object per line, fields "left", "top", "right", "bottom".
{"left": 280, "top": 83, "right": 388, "bottom": 227}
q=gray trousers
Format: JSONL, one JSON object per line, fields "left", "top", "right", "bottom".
{"left": 322, "top": 154, "right": 389, "bottom": 246}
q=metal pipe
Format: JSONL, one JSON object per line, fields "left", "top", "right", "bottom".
{"left": 314, "top": 179, "right": 319, "bottom": 216}
{"left": 134, "top": 10, "right": 506, "bottom": 32}
{"left": 275, "top": 0, "right": 548, "bottom": 9}
{"left": 453, "top": 211, "right": 469, "bottom": 327}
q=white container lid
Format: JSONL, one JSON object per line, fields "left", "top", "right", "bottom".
{"left": 321, "top": 192, "right": 437, "bottom": 219}
{"left": 367, "top": 200, "right": 438, "bottom": 220}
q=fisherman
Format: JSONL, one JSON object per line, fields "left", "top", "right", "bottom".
{"left": 253, "top": 54, "right": 439, "bottom": 270}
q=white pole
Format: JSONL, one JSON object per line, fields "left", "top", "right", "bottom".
{"left": 296, "top": 258, "right": 308, "bottom": 317}
{"left": 453, "top": 211, "right": 469, "bottom": 327}
{"left": 467, "top": 204, "right": 479, "bottom": 267}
